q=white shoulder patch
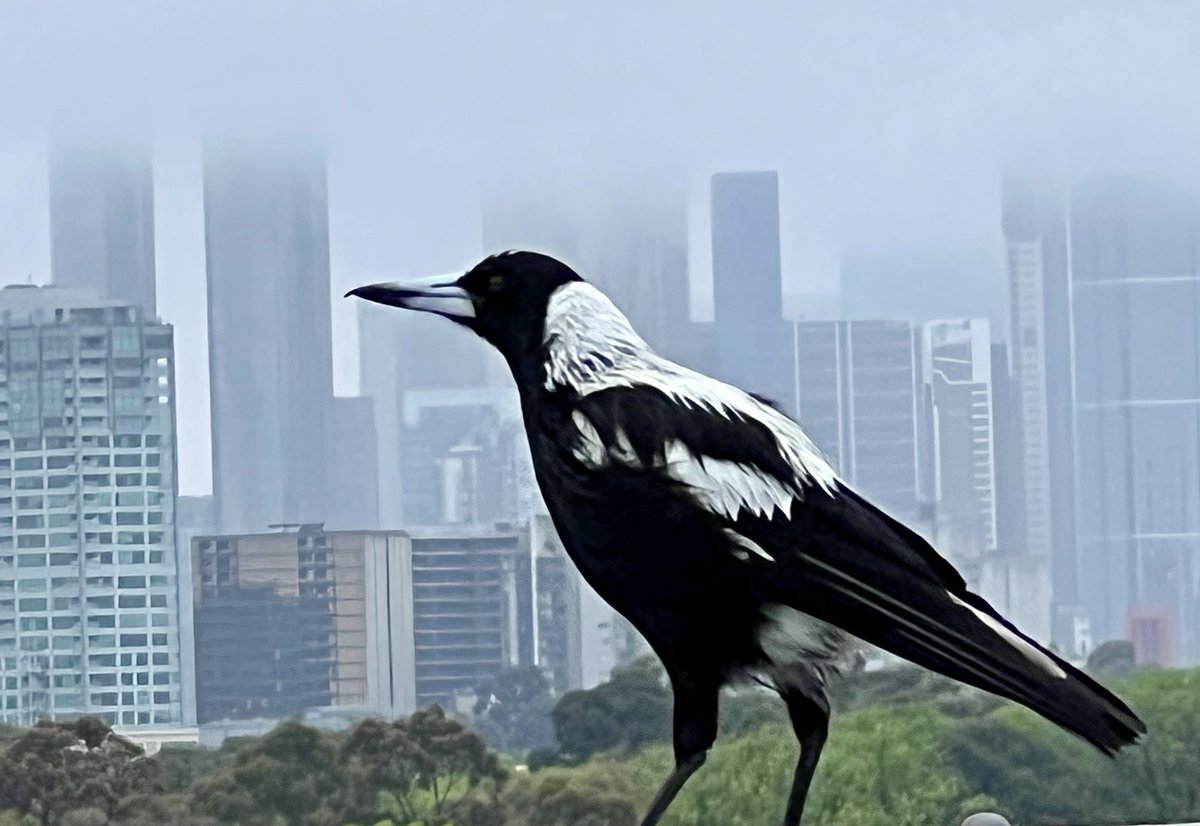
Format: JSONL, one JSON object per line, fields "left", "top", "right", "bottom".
{"left": 546, "top": 281, "right": 840, "bottom": 507}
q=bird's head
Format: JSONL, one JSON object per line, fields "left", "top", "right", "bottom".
{"left": 346, "top": 250, "right": 583, "bottom": 362}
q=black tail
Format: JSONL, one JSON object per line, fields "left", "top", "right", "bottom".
{"left": 804, "top": 551, "right": 1146, "bottom": 755}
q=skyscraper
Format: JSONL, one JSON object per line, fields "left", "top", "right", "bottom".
{"left": 0, "top": 286, "right": 183, "bottom": 727}
{"left": 1002, "top": 175, "right": 1076, "bottom": 648}
{"left": 203, "top": 142, "right": 333, "bottom": 533}
{"left": 922, "top": 319, "right": 997, "bottom": 573}
{"left": 1067, "top": 179, "right": 1200, "bottom": 664}
{"left": 48, "top": 136, "right": 157, "bottom": 315}
{"left": 711, "top": 172, "right": 795, "bottom": 411}
{"left": 793, "top": 320, "right": 923, "bottom": 525}
{"left": 1004, "top": 174, "right": 1200, "bottom": 663}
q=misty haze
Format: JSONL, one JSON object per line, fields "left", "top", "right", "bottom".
{"left": 0, "top": 3, "right": 1198, "bottom": 826}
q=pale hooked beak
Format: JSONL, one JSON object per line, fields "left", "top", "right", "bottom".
{"left": 344, "top": 273, "right": 475, "bottom": 322}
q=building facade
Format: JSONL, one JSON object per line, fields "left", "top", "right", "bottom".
{"left": 1004, "top": 175, "right": 1200, "bottom": 663}
{"left": 192, "top": 526, "right": 414, "bottom": 724}
{"left": 407, "top": 526, "right": 532, "bottom": 708}
{"left": 203, "top": 141, "right": 334, "bottom": 534}
{"left": 48, "top": 136, "right": 157, "bottom": 316}
{"left": 0, "top": 286, "right": 182, "bottom": 727}
{"left": 530, "top": 513, "right": 582, "bottom": 693}
{"left": 711, "top": 171, "right": 795, "bottom": 412}
{"left": 922, "top": 319, "right": 997, "bottom": 573}
{"left": 792, "top": 319, "right": 923, "bottom": 525}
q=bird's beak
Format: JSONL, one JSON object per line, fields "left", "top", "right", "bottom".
{"left": 344, "top": 273, "right": 475, "bottom": 322}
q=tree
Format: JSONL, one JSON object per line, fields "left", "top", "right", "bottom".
{"left": 0, "top": 717, "right": 150, "bottom": 826}
{"left": 340, "top": 706, "right": 506, "bottom": 826}
{"left": 189, "top": 720, "right": 342, "bottom": 826}
{"left": 472, "top": 667, "right": 556, "bottom": 756}
{"left": 549, "top": 657, "right": 672, "bottom": 764}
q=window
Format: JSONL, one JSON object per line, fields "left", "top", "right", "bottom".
{"left": 114, "top": 454, "right": 140, "bottom": 468}
{"left": 151, "top": 634, "right": 168, "bottom": 646}
{"left": 117, "top": 576, "right": 145, "bottom": 588}
{"left": 118, "top": 595, "right": 145, "bottom": 608}
{"left": 115, "top": 474, "right": 141, "bottom": 487}
{"left": 115, "top": 492, "right": 143, "bottom": 507}
{"left": 116, "top": 512, "right": 142, "bottom": 526}
{"left": 119, "top": 634, "right": 147, "bottom": 647}
{"left": 17, "top": 536, "right": 46, "bottom": 549}
{"left": 14, "top": 457, "right": 42, "bottom": 471}
{"left": 18, "top": 598, "right": 46, "bottom": 611}
{"left": 16, "top": 515, "right": 43, "bottom": 529}
{"left": 149, "top": 595, "right": 166, "bottom": 608}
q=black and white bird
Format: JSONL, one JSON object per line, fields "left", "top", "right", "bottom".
{"left": 348, "top": 251, "right": 1144, "bottom": 826}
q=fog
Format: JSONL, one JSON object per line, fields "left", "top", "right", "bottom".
{"left": 2, "top": 0, "right": 1199, "bottom": 499}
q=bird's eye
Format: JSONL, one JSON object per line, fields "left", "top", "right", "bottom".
{"left": 488, "top": 275, "right": 506, "bottom": 293}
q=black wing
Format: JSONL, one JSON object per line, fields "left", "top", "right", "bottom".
{"left": 573, "top": 384, "right": 1145, "bottom": 755}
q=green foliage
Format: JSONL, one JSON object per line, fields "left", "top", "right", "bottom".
{"left": 340, "top": 706, "right": 505, "bottom": 826}
{"left": 948, "top": 668, "right": 1200, "bottom": 825}
{"left": 189, "top": 719, "right": 342, "bottom": 826}
{"left": 0, "top": 668, "right": 1195, "bottom": 826}
{"left": 548, "top": 656, "right": 672, "bottom": 764}
{"left": 472, "top": 666, "right": 556, "bottom": 756}
{"left": 0, "top": 717, "right": 153, "bottom": 826}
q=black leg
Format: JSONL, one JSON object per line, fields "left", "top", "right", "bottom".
{"left": 639, "top": 676, "right": 719, "bottom": 826}
{"left": 781, "top": 693, "right": 830, "bottom": 826}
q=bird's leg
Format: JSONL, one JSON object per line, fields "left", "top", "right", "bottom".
{"left": 639, "top": 678, "right": 719, "bottom": 826}
{"left": 781, "top": 692, "right": 830, "bottom": 826}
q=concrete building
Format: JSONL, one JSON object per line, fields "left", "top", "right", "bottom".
{"left": 1004, "top": 175, "right": 1200, "bottom": 663}
{"left": 792, "top": 320, "right": 923, "bottom": 525}
{"left": 406, "top": 525, "right": 532, "bottom": 708}
{"left": 192, "top": 526, "right": 414, "bottom": 724}
{"left": 192, "top": 523, "right": 535, "bottom": 722}
{"left": 396, "top": 388, "right": 530, "bottom": 527}
{"left": 174, "top": 494, "right": 214, "bottom": 727}
{"left": 1067, "top": 179, "right": 1200, "bottom": 664}
{"left": 711, "top": 172, "right": 795, "bottom": 412}
{"left": 324, "top": 397, "right": 380, "bottom": 531}
{"left": 0, "top": 285, "right": 183, "bottom": 727}
{"left": 203, "top": 141, "right": 334, "bottom": 534}
{"left": 1001, "top": 175, "right": 1079, "bottom": 651}
{"left": 48, "top": 136, "right": 157, "bottom": 316}
{"left": 357, "top": 304, "right": 511, "bottom": 530}
{"left": 529, "top": 513, "right": 582, "bottom": 693}
{"left": 922, "top": 319, "right": 997, "bottom": 574}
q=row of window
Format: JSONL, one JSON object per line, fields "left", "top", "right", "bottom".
{"left": 5, "top": 593, "right": 171, "bottom": 611}
{"left": 0, "top": 632, "right": 174, "bottom": 650}
{"left": 0, "top": 574, "right": 174, "bottom": 592}
{"left": 0, "top": 492, "right": 169, "bottom": 510}
{"left": 0, "top": 454, "right": 163, "bottom": 470}
{"left": 0, "top": 531, "right": 168, "bottom": 551}
{"left": 0, "top": 434, "right": 166, "bottom": 450}
{"left": 0, "top": 472, "right": 165, "bottom": 489}
{"left": 1, "top": 613, "right": 173, "bottom": 631}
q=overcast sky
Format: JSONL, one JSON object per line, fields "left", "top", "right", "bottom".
{"left": 1, "top": 1, "right": 1199, "bottom": 494}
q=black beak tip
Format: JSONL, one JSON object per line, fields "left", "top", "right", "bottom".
{"left": 344, "top": 287, "right": 363, "bottom": 299}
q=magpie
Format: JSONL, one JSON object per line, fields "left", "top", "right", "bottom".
{"left": 349, "top": 251, "right": 1145, "bottom": 826}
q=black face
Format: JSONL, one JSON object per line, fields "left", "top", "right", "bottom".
{"left": 346, "top": 250, "right": 583, "bottom": 363}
